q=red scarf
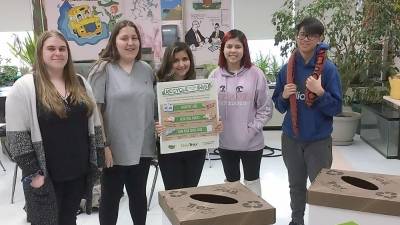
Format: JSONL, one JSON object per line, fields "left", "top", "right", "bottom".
{"left": 286, "top": 49, "right": 326, "bottom": 136}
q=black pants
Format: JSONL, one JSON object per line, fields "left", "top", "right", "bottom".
{"left": 219, "top": 148, "right": 263, "bottom": 182}
{"left": 158, "top": 150, "right": 206, "bottom": 190}
{"left": 99, "top": 157, "right": 151, "bottom": 225}
{"left": 53, "top": 176, "right": 86, "bottom": 225}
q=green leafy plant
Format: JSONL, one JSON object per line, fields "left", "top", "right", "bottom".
{"left": 0, "top": 55, "right": 20, "bottom": 86}
{"left": 8, "top": 32, "right": 37, "bottom": 67}
{"left": 202, "top": 64, "right": 218, "bottom": 78}
{"left": 254, "top": 52, "right": 283, "bottom": 83}
{"left": 272, "top": 0, "right": 400, "bottom": 105}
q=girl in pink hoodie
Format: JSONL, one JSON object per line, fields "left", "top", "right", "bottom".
{"left": 209, "top": 29, "right": 273, "bottom": 196}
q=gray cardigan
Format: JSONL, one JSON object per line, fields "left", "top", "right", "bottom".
{"left": 6, "top": 74, "right": 104, "bottom": 225}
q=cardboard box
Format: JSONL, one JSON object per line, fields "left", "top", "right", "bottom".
{"left": 158, "top": 182, "right": 276, "bottom": 225}
{"left": 307, "top": 169, "right": 400, "bottom": 225}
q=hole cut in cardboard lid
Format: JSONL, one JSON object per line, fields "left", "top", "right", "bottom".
{"left": 190, "top": 194, "right": 238, "bottom": 204}
{"left": 341, "top": 176, "right": 379, "bottom": 190}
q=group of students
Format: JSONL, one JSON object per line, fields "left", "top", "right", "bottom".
{"left": 5, "top": 17, "right": 342, "bottom": 225}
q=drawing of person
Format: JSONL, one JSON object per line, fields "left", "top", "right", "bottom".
{"left": 185, "top": 20, "right": 206, "bottom": 49}
{"left": 97, "top": 0, "right": 119, "bottom": 7}
{"left": 208, "top": 23, "right": 224, "bottom": 44}
{"left": 105, "top": 4, "right": 122, "bottom": 32}
{"left": 92, "top": 6, "right": 104, "bottom": 16}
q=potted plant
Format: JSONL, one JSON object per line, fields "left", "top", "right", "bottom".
{"left": 8, "top": 32, "right": 37, "bottom": 69}
{"left": 0, "top": 55, "right": 20, "bottom": 87}
{"left": 200, "top": 63, "right": 218, "bottom": 79}
{"left": 271, "top": 0, "right": 400, "bottom": 145}
{"left": 254, "top": 52, "right": 283, "bottom": 84}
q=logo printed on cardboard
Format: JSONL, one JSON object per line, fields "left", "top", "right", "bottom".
{"left": 326, "top": 170, "right": 344, "bottom": 176}
{"left": 213, "top": 187, "right": 239, "bottom": 195}
{"left": 376, "top": 191, "right": 398, "bottom": 199}
{"left": 370, "top": 176, "right": 392, "bottom": 185}
{"left": 327, "top": 181, "right": 347, "bottom": 192}
{"left": 184, "top": 202, "right": 215, "bottom": 215}
{"left": 168, "top": 190, "right": 188, "bottom": 197}
{"left": 242, "top": 201, "right": 263, "bottom": 208}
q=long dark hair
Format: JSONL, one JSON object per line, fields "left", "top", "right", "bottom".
{"left": 157, "top": 42, "right": 195, "bottom": 82}
{"left": 99, "top": 20, "right": 142, "bottom": 62}
{"left": 218, "top": 29, "right": 252, "bottom": 70}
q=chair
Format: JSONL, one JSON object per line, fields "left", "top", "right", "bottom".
{"left": 205, "top": 148, "right": 220, "bottom": 168}
{"left": 0, "top": 157, "right": 5, "bottom": 171}
{"left": 11, "top": 164, "right": 18, "bottom": 204}
{"left": 73, "top": 60, "right": 96, "bottom": 79}
{"left": 147, "top": 158, "right": 159, "bottom": 211}
{"left": 2, "top": 137, "right": 19, "bottom": 204}
{"left": 0, "top": 126, "right": 19, "bottom": 204}
{"left": 0, "top": 124, "right": 6, "bottom": 171}
{"left": 206, "top": 149, "right": 212, "bottom": 168}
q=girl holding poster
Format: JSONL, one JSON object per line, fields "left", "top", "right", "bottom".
{"left": 209, "top": 29, "right": 273, "bottom": 196}
{"left": 155, "top": 41, "right": 222, "bottom": 190}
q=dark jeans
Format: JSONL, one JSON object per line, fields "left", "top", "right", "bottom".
{"left": 99, "top": 158, "right": 151, "bottom": 225}
{"left": 53, "top": 176, "right": 86, "bottom": 225}
{"left": 158, "top": 150, "right": 206, "bottom": 190}
{"left": 219, "top": 148, "right": 263, "bottom": 182}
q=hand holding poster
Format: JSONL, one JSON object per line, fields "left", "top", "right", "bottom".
{"left": 157, "top": 79, "right": 219, "bottom": 154}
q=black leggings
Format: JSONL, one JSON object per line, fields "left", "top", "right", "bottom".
{"left": 99, "top": 158, "right": 151, "bottom": 225}
{"left": 219, "top": 148, "right": 263, "bottom": 182}
{"left": 158, "top": 150, "right": 206, "bottom": 190}
{"left": 53, "top": 176, "right": 86, "bottom": 225}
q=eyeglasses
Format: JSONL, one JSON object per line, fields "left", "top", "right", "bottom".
{"left": 297, "top": 32, "right": 320, "bottom": 41}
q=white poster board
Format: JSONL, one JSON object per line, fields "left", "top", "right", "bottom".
{"left": 183, "top": 0, "right": 232, "bottom": 65}
{"left": 157, "top": 79, "right": 219, "bottom": 154}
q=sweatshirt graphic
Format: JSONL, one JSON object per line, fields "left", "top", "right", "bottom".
{"left": 210, "top": 65, "right": 273, "bottom": 151}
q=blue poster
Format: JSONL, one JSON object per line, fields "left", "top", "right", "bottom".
{"left": 57, "top": 0, "right": 110, "bottom": 46}
{"left": 161, "top": 0, "right": 182, "bottom": 20}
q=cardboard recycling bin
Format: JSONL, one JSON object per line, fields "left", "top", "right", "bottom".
{"left": 158, "top": 182, "right": 276, "bottom": 225}
{"left": 307, "top": 169, "right": 400, "bottom": 225}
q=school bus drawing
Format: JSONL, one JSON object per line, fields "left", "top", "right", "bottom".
{"left": 68, "top": 5, "right": 102, "bottom": 38}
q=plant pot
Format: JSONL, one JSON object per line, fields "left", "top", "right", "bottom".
{"left": 332, "top": 111, "right": 361, "bottom": 146}
{"left": 389, "top": 76, "right": 400, "bottom": 99}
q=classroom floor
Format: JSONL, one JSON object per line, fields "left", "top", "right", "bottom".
{"left": 0, "top": 131, "right": 399, "bottom": 225}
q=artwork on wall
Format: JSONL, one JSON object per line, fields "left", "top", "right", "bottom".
{"left": 42, "top": 0, "right": 162, "bottom": 61}
{"left": 184, "top": 0, "right": 231, "bottom": 65}
{"left": 161, "top": 0, "right": 182, "bottom": 20}
{"left": 192, "top": 0, "right": 221, "bottom": 10}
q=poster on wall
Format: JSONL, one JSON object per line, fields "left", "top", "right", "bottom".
{"left": 157, "top": 79, "right": 219, "bottom": 154}
{"left": 184, "top": 0, "right": 232, "bottom": 65}
{"left": 161, "top": 0, "right": 182, "bottom": 20}
{"left": 43, "top": 0, "right": 162, "bottom": 61}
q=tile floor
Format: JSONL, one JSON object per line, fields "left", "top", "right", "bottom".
{"left": 0, "top": 131, "right": 399, "bottom": 225}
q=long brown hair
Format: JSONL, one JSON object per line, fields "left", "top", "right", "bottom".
{"left": 157, "top": 42, "right": 195, "bottom": 82}
{"left": 34, "top": 30, "right": 94, "bottom": 118}
{"left": 99, "top": 20, "right": 142, "bottom": 62}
